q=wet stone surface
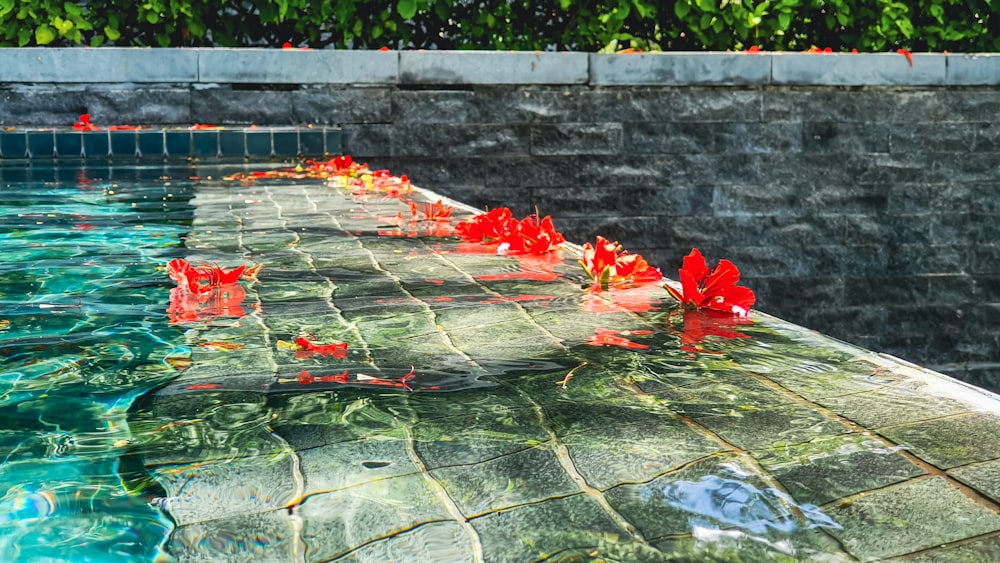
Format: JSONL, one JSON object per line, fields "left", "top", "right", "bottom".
{"left": 128, "top": 169, "right": 1000, "bottom": 561}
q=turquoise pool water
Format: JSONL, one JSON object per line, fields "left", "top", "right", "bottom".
{"left": 3, "top": 162, "right": 1000, "bottom": 562}
{"left": 0, "top": 164, "right": 201, "bottom": 559}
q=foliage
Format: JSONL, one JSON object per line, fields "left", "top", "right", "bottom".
{"left": 0, "top": 0, "right": 997, "bottom": 52}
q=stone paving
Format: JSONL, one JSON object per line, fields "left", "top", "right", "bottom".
{"left": 131, "top": 174, "right": 1000, "bottom": 562}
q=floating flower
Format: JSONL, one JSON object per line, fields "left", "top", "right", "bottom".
{"left": 73, "top": 114, "right": 100, "bottom": 131}
{"left": 410, "top": 199, "right": 453, "bottom": 221}
{"left": 166, "top": 258, "right": 259, "bottom": 294}
{"left": 456, "top": 207, "right": 565, "bottom": 255}
{"left": 580, "top": 236, "right": 662, "bottom": 289}
{"left": 663, "top": 248, "right": 755, "bottom": 317}
{"left": 671, "top": 309, "right": 752, "bottom": 354}
{"left": 294, "top": 337, "right": 348, "bottom": 360}
{"left": 585, "top": 327, "right": 652, "bottom": 350}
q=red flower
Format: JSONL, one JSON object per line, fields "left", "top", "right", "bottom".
{"left": 613, "top": 252, "right": 663, "bottom": 286}
{"left": 166, "top": 259, "right": 256, "bottom": 294}
{"left": 294, "top": 337, "right": 348, "bottom": 359}
{"left": 672, "top": 309, "right": 751, "bottom": 354}
{"left": 455, "top": 207, "right": 515, "bottom": 244}
{"left": 455, "top": 208, "right": 564, "bottom": 255}
{"left": 663, "top": 248, "right": 755, "bottom": 317}
{"left": 73, "top": 114, "right": 100, "bottom": 131}
{"left": 410, "top": 199, "right": 453, "bottom": 221}
{"left": 580, "top": 236, "right": 619, "bottom": 284}
{"left": 579, "top": 236, "right": 662, "bottom": 289}
{"left": 585, "top": 327, "right": 651, "bottom": 350}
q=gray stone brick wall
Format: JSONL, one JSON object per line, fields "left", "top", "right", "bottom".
{"left": 1, "top": 49, "right": 997, "bottom": 389}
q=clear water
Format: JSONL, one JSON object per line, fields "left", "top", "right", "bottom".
{"left": 3, "top": 162, "right": 1000, "bottom": 562}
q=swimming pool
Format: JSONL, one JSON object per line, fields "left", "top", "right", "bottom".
{"left": 3, "top": 161, "right": 1000, "bottom": 561}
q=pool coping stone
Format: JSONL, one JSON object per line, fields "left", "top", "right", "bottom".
{"left": 0, "top": 48, "right": 996, "bottom": 86}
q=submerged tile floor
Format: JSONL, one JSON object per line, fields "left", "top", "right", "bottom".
{"left": 131, "top": 171, "right": 1000, "bottom": 562}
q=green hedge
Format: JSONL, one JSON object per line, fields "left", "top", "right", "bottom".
{"left": 1, "top": 0, "right": 997, "bottom": 52}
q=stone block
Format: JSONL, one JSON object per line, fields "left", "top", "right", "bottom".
{"left": 626, "top": 122, "right": 802, "bottom": 154}
{"left": 844, "top": 213, "right": 930, "bottom": 246}
{"left": 930, "top": 213, "right": 1000, "bottom": 245}
{"left": 712, "top": 183, "right": 808, "bottom": 217}
{"left": 947, "top": 54, "right": 1000, "bottom": 85}
{"left": 292, "top": 86, "right": 392, "bottom": 124}
{"left": 589, "top": 52, "right": 771, "bottom": 85}
{"left": 197, "top": 48, "right": 396, "bottom": 84}
{"left": 529, "top": 123, "right": 622, "bottom": 155}
{"left": 399, "top": 51, "right": 587, "bottom": 85}
{"left": 0, "top": 47, "right": 197, "bottom": 83}
{"left": 191, "top": 87, "right": 294, "bottom": 124}
{"left": 802, "top": 122, "right": 890, "bottom": 153}
{"left": 889, "top": 122, "right": 977, "bottom": 153}
{"left": 772, "top": 53, "right": 946, "bottom": 86}
{"left": 579, "top": 88, "right": 760, "bottom": 123}
{"left": 844, "top": 276, "right": 928, "bottom": 306}
{"left": 763, "top": 89, "right": 950, "bottom": 123}
{"left": 887, "top": 243, "right": 971, "bottom": 275}
{"left": 342, "top": 124, "right": 393, "bottom": 158}
{"left": 389, "top": 124, "right": 530, "bottom": 157}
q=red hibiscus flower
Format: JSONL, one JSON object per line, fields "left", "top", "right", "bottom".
{"left": 73, "top": 114, "right": 100, "bottom": 131}
{"left": 663, "top": 248, "right": 755, "bottom": 317}
{"left": 410, "top": 199, "right": 453, "bottom": 221}
{"left": 580, "top": 235, "right": 620, "bottom": 284}
{"left": 585, "top": 327, "right": 651, "bottom": 350}
{"left": 671, "top": 309, "right": 751, "bottom": 354}
{"left": 580, "top": 236, "right": 662, "bottom": 289}
{"left": 455, "top": 208, "right": 565, "bottom": 255}
{"left": 294, "top": 337, "right": 348, "bottom": 359}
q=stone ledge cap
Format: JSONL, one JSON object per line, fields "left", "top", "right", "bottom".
{"left": 0, "top": 48, "right": 198, "bottom": 83}
{"left": 197, "top": 48, "right": 397, "bottom": 84}
{"left": 590, "top": 52, "right": 771, "bottom": 85}
{"left": 399, "top": 50, "right": 589, "bottom": 85}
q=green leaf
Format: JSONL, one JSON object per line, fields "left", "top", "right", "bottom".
{"left": 674, "top": 1, "right": 691, "bottom": 19}
{"left": 147, "top": 12, "right": 160, "bottom": 24}
{"left": 17, "top": 27, "right": 30, "bottom": 46}
{"left": 397, "top": 0, "right": 416, "bottom": 20}
{"left": 63, "top": 2, "right": 81, "bottom": 16}
{"left": 104, "top": 25, "right": 121, "bottom": 41}
{"left": 778, "top": 12, "right": 791, "bottom": 29}
{"left": 34, "top": 24, "right": 56, "bottom": 45}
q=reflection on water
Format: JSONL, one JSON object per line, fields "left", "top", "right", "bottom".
{"left": 2, "top": 163, "right": 998, "bottom": 561}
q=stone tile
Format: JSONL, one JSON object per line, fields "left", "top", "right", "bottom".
{"left": 198, "top": 48, "right": 396, "bottom": 84}
{"left": 772, "top": 53, "right": 946, "bottom": 86}
{"left": 590, "top": 52, "right": 771, "bottom": 85}
{"left": 947, "top": 53, "right": 1000, "bottom": 85}
{"left": 399, "top": 51, "right": 587, "bottom": 85}
{"left": 880, "top": 413, "right": 1000, "bottom": 469}
{"left": 413, "top": 405, "right": 547, "bottom": 469}
{"left": 950, "top": 459, "right": 1000, "bottom": 504}
{"left": 297, "top": 438, "right": 418, "bottom": 494}
{"left": 884, "top": 533, "right": 1000, "bottom": 562}
{"left": 298, "top": 473, "right": 454, "bottom": 561}
{"left": 338, "top": 521, "right": 475, "bottom": 562}
{"left": 0, "top": 47, "right": 197, "bottom": 82}
{"left": 827, "top": 476, "right": 1000, "bottom": 561}
{"left": 754, "top": 433, "right": 925, "bottom": 506}
{"left": 605, "top": 454, "right": 843, "bottom": 544}
{"left": 152, "top": 453, "right": 299, "bottom": 525}
{"left": 817, "top": 378, "right": 972, "bottom": 428}
{"left": 430, "top": 446, "right": 579, "bottom": 516}
{"left": 472, "top": 494, "right": 634, "bottom": 562}
{"left": 695, "top": 403, "right": 852, "bottom": 450}
{"left": 168, "top": 510, "right": 298, "bottom": 562}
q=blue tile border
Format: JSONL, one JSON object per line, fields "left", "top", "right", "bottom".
{"left": 0, "top": 126, "right": 340, "bottom": 162}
